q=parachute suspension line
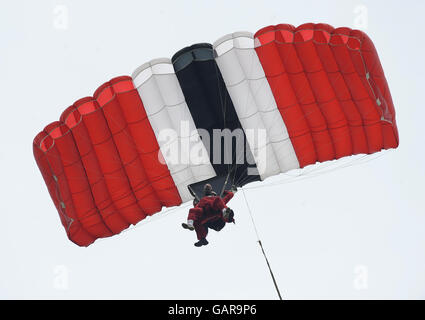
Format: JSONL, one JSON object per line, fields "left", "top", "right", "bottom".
{"left": 214, "top": 51, "right": 257, "bottom": 190}
{"left": 241, "top": 188, "right": 283, "bottom": 300}
{"left": 212, "top": 58, "right": 230, "bottom": 172}
{"left": 219, "top": 170, "right": 231, "bottom": 197}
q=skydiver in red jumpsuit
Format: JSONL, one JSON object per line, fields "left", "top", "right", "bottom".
{"left": 182, "top": 184, "right": 235, "bottom": 247}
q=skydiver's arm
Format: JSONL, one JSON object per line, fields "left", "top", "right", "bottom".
{"left": 222, "top": 190, "right": 234, "bottom": 204}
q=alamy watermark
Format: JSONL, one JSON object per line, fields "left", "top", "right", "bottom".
{"left": 353, "top": 4, "right": 368, "bottom": 30}
{"left": 156, "top": 121, "right": 267, "bottom": 176}
{"left": 53, "top": 265, "right": 69, "bottom": 290}
{"left": 353, "top": 264, "right": 368, "bottom": 290}
{"left": 53, "top": 5, "right": 69, "bottom": 30}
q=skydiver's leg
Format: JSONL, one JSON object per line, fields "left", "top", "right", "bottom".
{"left": 194, "top": 220, "right": 208, "bottom": 241}
{"left": 187, "top": 207, "right": 203, "bottom": 221}
{"left": 182, "top": 207, "right": 203, "bottom": 231}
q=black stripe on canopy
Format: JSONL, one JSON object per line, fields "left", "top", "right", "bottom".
{"left": 172, "top": 43, "right": 259, "bottom": 188}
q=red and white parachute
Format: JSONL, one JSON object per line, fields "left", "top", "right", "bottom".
{"left": 33, "top": 23, "right": 399, "bottom": 246}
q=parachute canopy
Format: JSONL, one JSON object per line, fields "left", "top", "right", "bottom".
{"left": 33, "top": 23, "right": 399, "bottom": 246}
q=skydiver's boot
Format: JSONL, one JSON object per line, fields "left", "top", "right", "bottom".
{"left": 182, "top": 220, "right": 195, "bottom": 231}
{"left": 194, "top": 238, "right": 209, "bottom": 247}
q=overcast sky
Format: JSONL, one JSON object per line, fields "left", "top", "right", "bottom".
{"left": 1, "top": 0, "right": 424, "bottom": 299}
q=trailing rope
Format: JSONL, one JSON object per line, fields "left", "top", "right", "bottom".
{"left": 241, "top": 187, "right": 283, "bottom": 300}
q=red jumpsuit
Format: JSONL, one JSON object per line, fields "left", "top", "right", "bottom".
{"left": 187, "top": 191, "right": 234, "bottom": 240}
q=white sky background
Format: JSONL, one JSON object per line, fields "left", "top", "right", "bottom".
{"left": 0, "top": 0, "right": 424, "bottom": 299}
